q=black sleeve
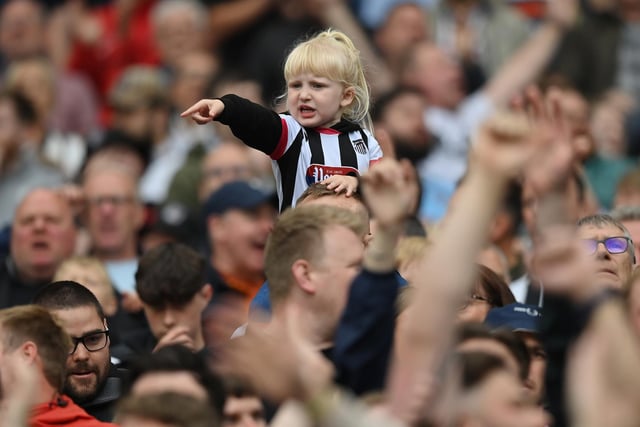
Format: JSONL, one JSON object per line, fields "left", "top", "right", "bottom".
{"left": 217, "top": 94, "right": 283, "bottom": 155}
{"left": 332, "top": 269, "right": 400, "bottom": 395}
{"left": 540, "top": 290, "right": 616, "bottom": 427}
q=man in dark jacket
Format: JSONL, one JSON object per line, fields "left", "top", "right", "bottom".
{"left": 34, "top": 280, "right": 124, "bottom": 422}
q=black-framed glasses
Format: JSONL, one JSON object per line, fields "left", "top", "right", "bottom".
{"left": 581, "top": 237, "right": 631, "bottom": 255}
{"left": 460, "top": 294, "right": 492, "bottom": 310}
{"left": 69, "top": 330, "right": 110, "bottom": 355}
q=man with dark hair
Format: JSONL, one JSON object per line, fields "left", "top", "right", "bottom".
{"left": 221, "top": 377, "right": 266, "bottom": 427}
{"left": 449, "top": 351, "right": 549, "bottom": 426}
{"left": 123, "top": 344, "right": 225, "bottom": 417}
{"left": 115, "top": 392, "right": 218, "bottom": 427}
{"left": 456, "top": 322, "right": 531, "bottom": 386}
{"left": 485, "top": 302, "right": 547, "bottom": 404}
{"left": 135, "top": 242, "right": 212, "bottom": 354}
{"left": 34, "top": 280, "right": 124, "bottom": 422}
{"left": 0, "top": 305, "right": 115, "bottom": 426}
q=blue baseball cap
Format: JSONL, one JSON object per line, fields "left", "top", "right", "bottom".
{"left": 203, "top": 180, "right": 278, "bottom": 217}
{"left": 484, "top": 303, "right": 542, "bottom": 334}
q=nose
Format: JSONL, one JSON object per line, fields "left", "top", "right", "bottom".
{"left": 241, "top": 416, "right": 261, "bottom": 427}
{"left": 71, "top": 342, "right": 90, "bottom": 361}
{"left": 595, "top": 241, "right": 611, "bottom": 259}
{"left": 299, "top": 85, "right": 311, "bottom": 100}
{"left": 98, "top": 199, "right": 117, "bottom": 216}
{"left": 163, "top": 309, "right": 176, "bottom": 328}
{"left": 32, "top": 216, "right": 47, "bottom": 231}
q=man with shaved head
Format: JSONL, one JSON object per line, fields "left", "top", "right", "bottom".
{"left": 0, "top": 188, "right": 76, "bottom": 308}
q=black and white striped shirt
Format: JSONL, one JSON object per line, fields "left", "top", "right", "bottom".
{"left": 217, "top": 94, "right": 383, "bottom": 211}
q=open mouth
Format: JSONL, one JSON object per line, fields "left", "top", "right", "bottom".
{"left": 299, "top": 106, "right": 315, "bottom": 117}
{"left": 71, "top": 371, "right": 95, "bottom": 379}
{"left": 252, "top": 241, "right": 266, "bottom": 251}
{"left": 32, "top": 241, "right": 50, "bottom": 250}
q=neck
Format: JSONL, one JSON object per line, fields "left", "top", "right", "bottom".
{"left": 11, "top": 258, "right": 53, "bottom": 285}
{"left": 192, "top": 331, "right": 206, "bottom": 352}
{"left": 496, "top": 234, "right": 518, "bottom": 266}
{"left": 94, "top": 243, "right": 137, "bottom": 262}
{"left": 270, "top": 300, "right": 333, "bottom": 350}
{"left": 34, "top": 378, "right": 60, "bottom": 406}
{"left": 211, "top": 255, "right": 264, "bottom": 284}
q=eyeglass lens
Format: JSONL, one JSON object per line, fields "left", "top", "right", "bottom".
{"left": 583, "top": 237, "right": 629, "bottom": 254}
{"left": 70, "top": 331, "right": 108, "bottom": 354}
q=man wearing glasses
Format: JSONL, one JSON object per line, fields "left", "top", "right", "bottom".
{"left": 576, "top": 214, "right": 636, "bottom": 289}
{"left": 34, "top": 281, "right": 123, "bottom": 422}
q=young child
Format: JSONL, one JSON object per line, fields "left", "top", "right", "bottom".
{"left": 181, "top": 29, "right": 383, "bottom": 211}
{"left": 53, "top": 256, "right": 118, "bottom": 317}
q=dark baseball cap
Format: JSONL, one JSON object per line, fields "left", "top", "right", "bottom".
{"left": 484, "top": 303, "right": 542, "bottom": 334}
{"left": 203, "top": 180, "right": 278, "bottom": 217}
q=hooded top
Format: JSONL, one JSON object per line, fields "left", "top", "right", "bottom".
{"left": 30, "top": 395, "right": 117, "bottom": 427}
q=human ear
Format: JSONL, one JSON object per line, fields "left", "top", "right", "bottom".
{"left": 291, "top": 259, "right": 316, "bottom": 295}
{"left": 340, "top": 87, "right": 355, "bottom": 108}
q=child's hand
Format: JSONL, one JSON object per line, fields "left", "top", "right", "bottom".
{"left": 321, "top": 175, "right": 359, "bottom": 196}
{"left": 180, "top": 99, "right": 225, "bottom": 124}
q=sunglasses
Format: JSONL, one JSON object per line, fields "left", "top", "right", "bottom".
{"left": 581, "top": 237, "right": 631, "bottom": 255}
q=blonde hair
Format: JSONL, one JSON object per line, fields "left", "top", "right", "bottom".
{"left": 395, "top": 236, "right": 429, "bottom": 268}
{"left": 265, "top": 205, "right": 367, "bottom": 303}
{"left": 283, "top": 29, "right": 372, "bottom": 131}
{"left": 54, "top": 256, "right": 117, "bottom": 314}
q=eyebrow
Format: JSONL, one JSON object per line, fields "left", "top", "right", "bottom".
{"left": 71, "top": 329, "right": 106, "bottom": 339}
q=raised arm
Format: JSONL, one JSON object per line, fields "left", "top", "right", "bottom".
{"left": 181, "top": 94, "right": 283, "bottom": 155}
{"left": 332, "top": 158, "right": 413, "bottom": 395}
{"left": 484, "top": 0, "right": 578, "bottom": 107}
{"left": 387, "top": 111, "right": 548, "bottom": 424}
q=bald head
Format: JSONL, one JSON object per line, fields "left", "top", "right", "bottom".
{"left": 10, "top": 188, "right": 76, "bottom": 283}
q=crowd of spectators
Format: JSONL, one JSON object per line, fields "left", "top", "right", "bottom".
{"left": 1, "top": 0, "right": 640, "bottom": 426}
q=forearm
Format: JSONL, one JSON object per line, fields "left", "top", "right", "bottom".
{"left": 485, "top": 22, "right": 564, "bottom": 106}
{"left": 592, "top": 300, "right": 640, "bottom": 396}
{"left": 363, "top": 223, "right": 402, "bottom": 273}
{"left": 306, "top": 388, "right": 405, "bottom": 427}
{"left": 217, "top": 94, "right": 282, "bottom": 154}
{"left": 388, "top": 166, "right": 507, "bottom": 420}
{"left": 411, "top": 166, "right": 507, "bottom": 318}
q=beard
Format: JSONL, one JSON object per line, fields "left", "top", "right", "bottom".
{"left": 64, "top": 361, "right": 106, "bottom": 404}
{"left": 392, "top": 136, "right": 433, "bottom": 164}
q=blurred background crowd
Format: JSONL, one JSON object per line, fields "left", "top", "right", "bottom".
{"left": 1, "top": 0, "right": 640, "bottom": 426}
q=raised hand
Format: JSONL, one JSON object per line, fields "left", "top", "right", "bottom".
{"left": 180, "top": 99, "right": 225, "bottom": 125}
{"left": 153, "top": 325, "right": 195, "bottom": 353}
{"left": 520, "top": 86, "right": 575, "bottom": 195}
{"left": 546, "top": 0, "right": 578, "bottom": 29}
{"left": 470, "top": 109, "right": 538, "bottom": 180}
{"left": 360, "top": 158, "right": 413, "bottom": 229}
{"left": 208, "top": 303, "right": 334, "bottom": 403}
{"left": 530, "top": 224, "right": 599, "bottom": 302}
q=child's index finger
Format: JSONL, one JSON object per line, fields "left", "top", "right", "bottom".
{"left": 180, "top": 100, "right": 207, "bottom": 117}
